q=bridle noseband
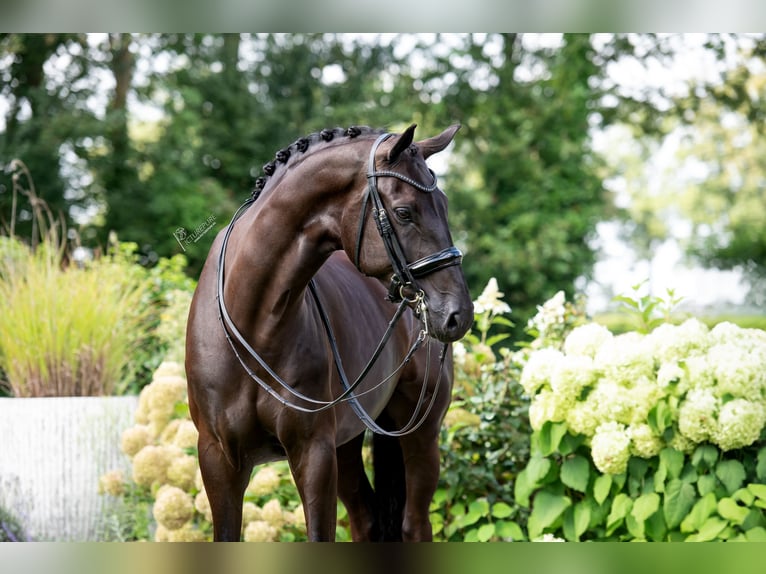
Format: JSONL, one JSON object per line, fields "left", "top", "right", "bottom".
{"left": 354, "top": 132, "right": 463, "bottom": 303}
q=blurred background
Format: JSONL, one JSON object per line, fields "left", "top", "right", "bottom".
{"left": 1, "top": 33, "right": 765, "bottom": 334}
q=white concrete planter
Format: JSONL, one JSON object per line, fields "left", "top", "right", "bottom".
{"left": 0, "top": 395, "right": 138, "bottom": 541}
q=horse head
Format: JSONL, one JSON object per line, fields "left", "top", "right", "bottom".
{"left": 344, "top": 124, "right": 474, "bottom": 343}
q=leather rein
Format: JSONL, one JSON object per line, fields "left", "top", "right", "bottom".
{"left": 216, "top": 133, "right": 462, "bottom": 437}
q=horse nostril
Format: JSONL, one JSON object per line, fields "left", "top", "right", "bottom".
{"left": 447, "top": 311, "right": 460, "bottom": 332}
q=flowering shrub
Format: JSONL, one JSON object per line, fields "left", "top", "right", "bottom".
{"left": 100, "top": 361, "right": 315, "bottom": 542}
{"left": 431, "top": 278, "right": 533, "bottom": 542}
{"left": 515, "top": 289, "right": 766, "bottom": 541}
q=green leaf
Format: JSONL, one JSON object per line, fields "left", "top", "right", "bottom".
{"left": 757, "top": 446, "right": 766, "bottom": 482}
{"left": 733, "top": 487, "right": 755, "bottom": 507}
{"left": 527, "top": 491, "right": 572, "bottom": 540}
{"left": 685, "top": 517, "right": 728, "bottom": 542}
{"left": 558, "top": 432, "right": 585, "bottom": 457}
{"left": 626, "top": 513, "right": 645, "bottom": 540}
{"left": 663, "top": 479, "right": 697, "bottom": 530}
{"left": 538, "top": 421, "right": 568, "bottom": 456}
{"left": 593, "top": 474, "right": 612, "bottom": 505}
{"left": 477, "top": 523, "right": 495, "bottom": 542}
{"left": 680, "top": 492, "right": 717, "bottom": 533}
{"left": 495, "top": 520, "right": 526, "bottom": 541}
{"left": 491, "top": 502, "right": 514, "bottom": 519}
{"left": 648, "top": 400, "right": 673, "bottom": 435}
{"left": 606, "top": 493, "right": 633, "bottom": 535}
{"left": 563, "top": 500, "right": 592, "bottom": 541}
{"left": 691, "top": 445, "right": 719, "bottom": 470}
{"left": 745, "top": 527, "right": 766, "bottom": 542}
{"left": 697, "top": 474, "right": 718, "bottom": 496}
{"left": 449, "top": 503, "right": 467, "bottom": 517}
{"left": 632, "top": 492, "right": 661, "bottom": 522}
{"left": 747, "top": 483, "right": 766, "bottom": 501}
{"left": 659, "top": 448, "right": 685, "bottom": 480}
{"left": 645, "top": 509, "right": 668, "bottom": 541}
{"left": 717, "top": 498, "right": 750, "bottom": 525}
{"left": 715, "top": 460, "right": 746, "bottom": 495}
{"left": 486, "top": 333, "right": 510, "bottom": 347}
{"left": 515, "top": 456, "right": 552, "bottom": 507}
{"left": 561, "top": 455, "right": 590, "bottom": 493}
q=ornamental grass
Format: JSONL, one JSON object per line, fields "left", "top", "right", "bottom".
{"left": 0, "top": 165, "right": 152, "bottom": 396}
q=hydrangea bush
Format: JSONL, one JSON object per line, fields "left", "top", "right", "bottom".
{"left": 99, "top": 361, "right": 316, "bottom": 542}
{"left": 515, "top": 289, "right": 766, "bottom": 541}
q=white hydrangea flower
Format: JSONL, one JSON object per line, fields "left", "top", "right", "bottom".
{"left": 243, "top": 520, "right": 278, "bottom": 542}
{"left": 709, "top": 343, "right": 766, "bottom": 399}
{"left": 528, "top": 389, "right": 568, "bottom": 431}
{"left": 473, "top": 277, "right": 511, "bottom": 315}
{"left": 657, "top": 361, "right": 684, "bottom": 389}
{"left": 564, "top": 323, "right": 613, "bottom": 359}
{"left": 520, "top": 348, "right": 565, "bottom": 396}
{"left": 242, "top": 502, "right": 262, "bottom": 526}
{"left": 628, "top": 423, "right": 663, "bottom": 458}
{"left": 550, "top": 354, "right": 597, "bottom": 403}
{"left": 591, "top": 422, "right": 632, "bottom": 475}
{"left": 594, "top": 332, "right": 654, "bottom": 386}
{"left": 626, "top": 377, "right": 665, "bottom": 426}
{"left": 714, "top": 399, "right": 766, "bottom": 451}
{"left": 247, "top": 466, "right": 282, "bottom": 497}
{"left": 589, "top": 379, "right": 634, "bottom": 426}
{"left": 261, "top": 499, "right": 285, "bottom": 528}
{"left": 646, "top": 319, "right": 709, "bottom": 364}
{"left": 166, "top": 454, "right": 198, "bottom": 491}
{"left": 678, "top": 388, "right": 719, "bottom": 444}
{"left": 566, "top": 399, "right": 601, "bottom": 438}
{"left": 194, "top": 490, "right": 213, "bottom": 522}
{"left": 681, "top": 354, "right": 714, "bottom": 392}
{"left": 153, "top": 485, "right": 194, "bottom": 531}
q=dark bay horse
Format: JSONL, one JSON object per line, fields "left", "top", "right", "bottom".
{"left": 185, "top": 124, "right": 473, "bottom": 541}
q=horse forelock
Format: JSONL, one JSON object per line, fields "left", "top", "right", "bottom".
{"left": 251, "top": 125, "right": 385, "bottom": 199}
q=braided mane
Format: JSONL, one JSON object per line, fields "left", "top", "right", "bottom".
{"left": 251, "top": 125, "right": 384, "bottom": 199}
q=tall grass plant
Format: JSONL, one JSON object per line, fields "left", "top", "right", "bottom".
{"left": 0, "top": 161, "right": 153, "bottom": 396}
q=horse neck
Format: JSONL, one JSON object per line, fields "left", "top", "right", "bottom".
{"left": 223, "top": 144, "right": 365, "bottom": 339}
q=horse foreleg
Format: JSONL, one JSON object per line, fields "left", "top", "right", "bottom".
{"left": 397, "top": 432, "right": 441, "bottom": 542}
{"left": 198, "top": 432, "right": 253, "bottom": 541}
{"left": 337, "top": 433, "right": 378, "bottom": 541}
{"left": 286, "top": 436, "right": 338, "bottom": 541}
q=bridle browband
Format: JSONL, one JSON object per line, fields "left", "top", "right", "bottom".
{"left": 216, "top": 131, "right": 464, "bottom": 436}
{"left": 354, "top": 132, "right": 463, "bottom": 302}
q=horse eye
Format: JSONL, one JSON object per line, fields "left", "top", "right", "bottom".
{"left": 393, "top": 207, "right": 413, "bottom": 223}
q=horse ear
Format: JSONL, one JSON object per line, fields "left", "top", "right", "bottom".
{"left": 387, "top": 124, "right": 417, "bottom": 163}
{"left": 416, "top": 124, "right": 461, "bottom": 159}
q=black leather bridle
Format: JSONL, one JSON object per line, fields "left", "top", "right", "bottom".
{"left": 354, "top": 132, "right": 464, "bottom": 303}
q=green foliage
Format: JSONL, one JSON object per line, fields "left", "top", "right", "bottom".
{"left": 0, "top": 231, "right": 153, "bottom": 397}
{"left": 512, "top": 287, "right": 766, "bottom": 541}
{"left": 612, "top": 281, "right": 684, "bottom": 333}
{"left": 423, "top": 34, "right": 611, "bottom": 338}
{"left": 431, "top": 280, "right": 531, "bottom": 541}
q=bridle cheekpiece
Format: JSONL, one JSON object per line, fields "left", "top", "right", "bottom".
{"left": 354, "top": 132, "right": 463, "bottom": 303}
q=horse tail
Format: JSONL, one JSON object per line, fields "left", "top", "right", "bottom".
{"left": 372, "top": 429, "right": 406, "bottom": 541}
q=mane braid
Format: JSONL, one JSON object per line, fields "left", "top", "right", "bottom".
{"left": 250, "top": 125, "right": 384, "bottom": 199}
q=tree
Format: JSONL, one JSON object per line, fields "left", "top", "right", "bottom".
{"left": 404, "top": 34, "right": 613, "bottom": 333}
{"left": 0, "top": 34, "right": 100, "bottom": 239}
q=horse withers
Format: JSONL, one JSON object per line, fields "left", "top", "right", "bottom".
{"left": 185, "top": 124, "right": 473, "bottom": 541}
